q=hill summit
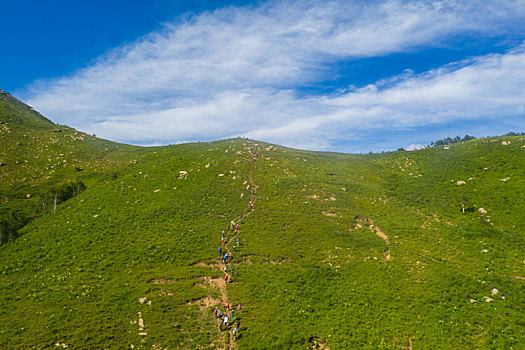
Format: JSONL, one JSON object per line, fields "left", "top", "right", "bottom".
{"left": 0, "top": 94, "right": 524, "bottom": 349}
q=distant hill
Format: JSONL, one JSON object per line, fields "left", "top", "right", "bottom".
{"left": 0, "top": 92, "right": 523, "bottom": 349}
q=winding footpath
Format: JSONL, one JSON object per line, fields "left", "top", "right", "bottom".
{"left": 212, "top": 140, "right": 259, "bottom": 349}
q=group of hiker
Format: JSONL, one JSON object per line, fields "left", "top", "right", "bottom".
{"left": 213, "top": 303, "right": 242, "bottom": 336}
{"left": 212, "top": 140, "right": 259, "bottom": 342}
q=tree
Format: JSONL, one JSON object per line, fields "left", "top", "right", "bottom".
{"left": 457, "top": 193, "right": 474, "bottom": 213}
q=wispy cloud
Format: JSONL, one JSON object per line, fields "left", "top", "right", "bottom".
{"left": 22, "top": 0, "right": 525, "bottom": 151}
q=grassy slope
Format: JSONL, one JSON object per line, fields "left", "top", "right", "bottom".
{"left": 0, "top": 94, "right": 523, "bottom": 348}
{"left": 0, "top": 91, "right": 147, "bottom": 242}
{"left": 0, "top": 135, "right": 253, "bottom": 348}
{"left": 232, "top": 140, "right": 524, "bottom": 349}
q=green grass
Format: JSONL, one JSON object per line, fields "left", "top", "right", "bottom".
{"left": 0, "top": 94, "right": 523, "bottom": 348}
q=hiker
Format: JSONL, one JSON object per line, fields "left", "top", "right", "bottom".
{"left": 225, "top": 274, "right": 229, "bottom": 283}
{"left": 233, "top": 327, "right": 238, "bottom": 341}
{"left": 227, "top": 224, "right": 230, "bottom": 231}
{"left": 231, "top": 310, "right": 235, "bottom": 322}
{"left": 222, "top": 230, "right": 225, "bottom": 236}
{"left": 236, "top": 224, "right": 239, "bottom": 230}
{"left": 237, "top": 238, "right": 240, "bottom": 245}
{"left": 221, "top": 237, "right": 224, "bottom": 245}
{"left": 226, "top": 301, "right": 230, "bottom": 310}
{"left": 233, "top": 245, "right": 236, "bottom": 251}
{"left": 223, "top": 315, "right": 229, "bottom": 328}
{"left": 231, "top": 267, "right": 234, "bottom": 276}
{"left": 224, "top": 265, "right": 227, "bottom": 273}
{"left": 218, "top": 246, "right": 222, "bottom": 255}
{"left": 238, "top": 303, "right": 242, "bottom": 312}
{"left": 213, "top": 307, "right": 217, "bottom": 318}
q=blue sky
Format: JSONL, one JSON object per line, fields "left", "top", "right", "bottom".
{"left": 2, "top": 0, "right": 525, "bottom": 153}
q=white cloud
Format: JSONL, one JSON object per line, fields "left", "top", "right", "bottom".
{"left": 22, "top": 0, "right": 525, "bottom": 152}
{"left": 406, "top": 144, "right": 424, "bottom": 151}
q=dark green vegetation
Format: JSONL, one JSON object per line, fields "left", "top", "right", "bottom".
{"left": 429, "top": 134, "right": 476, "bottom": 147}
{"left": 1, "top": 93, "right": 523, "bottom": 349}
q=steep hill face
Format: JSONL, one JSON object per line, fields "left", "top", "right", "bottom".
{"left": 0, "top": 95, "right": 523, "bottom": 349}
{"left": 0, "top": 92, "right": 146, "bottom": 243}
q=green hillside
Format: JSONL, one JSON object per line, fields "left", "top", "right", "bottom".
{"left": 0, "top": 94, "right": 523, "bottom": 349}
{"left": 0, "top": 91, "right": 147, "bottom": 244}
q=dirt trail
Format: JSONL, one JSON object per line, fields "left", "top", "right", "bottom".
{"left": 213, "top": 257, "right": 235, "bottom": 350}
{"left": 370, "top": 224, "right": 390, "bottom": 260}
{"left": 352, "top": 217, "right": 391, "bottom": 260}
{"left": 213, "top": 142, "right": 260, "bottom": 350}
{"left": 193, "top": 141, "right": 260, "bottom": 350}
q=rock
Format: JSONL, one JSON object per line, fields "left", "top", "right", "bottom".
{"left": 138, "top": 297, "right": 147, "bottom": 304}
{"left": 491, "top": 288, "right": 498, "bottom": 295}
{"left": 154, "top": 189, "right": 160, "bottom": 193}
{"left": 218, "top": 174, "right": 225, "bottom": 177}
{"left": 479, "top": 208, "right": 487, "bottom": 214}
{"left": 501, "top": 141, "right": 510, "bottom": 145}
{"left": 469, "top": 299, "right": 477, "bottom": 303}
{"left": 456, "top": 180, "right": 466, "bottom": 185}
{"left": 501, "top": 177, "right": 510, "bottom": 182}
{"left": 484, "top": 296, "right": 493, "bottom": 302}
{"left": 205, "top": 163, "right": 210, "bottom": 168}
{"left": 481, "top": 249, "right": 489, "bottom": 253}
